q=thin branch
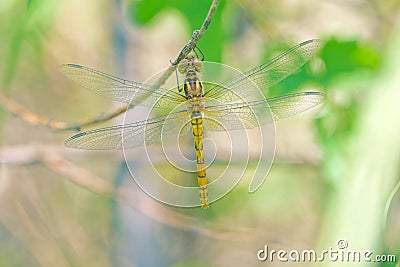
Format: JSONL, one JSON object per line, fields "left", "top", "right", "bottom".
{"left": 0, "top": 92, "right": 128, "bottom": 131}
{"left": 0, "top": 144, "right": 308, "bottom": 244}
{"left": 172, "top": 0, "right": 221, "bottom": 66}
{"left": 0, "top": 144, "right": 122, "bottom": 164}
{"left": 151, "top": 0, "right": 221, "bottom": 90}
{"left": 35, "top": 149, "right": 251, "bottom": 241}
{"left": 0, "top": 0, "right": 221, "bottom": 131}
{"left": 46, "top": 160, "right": 252, "bottom": 240}
{"left": 48, "top": 161, "right": 255, "bottom": 241}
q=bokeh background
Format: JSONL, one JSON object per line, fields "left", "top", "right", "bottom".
{"left": 0, "top": 0, "right": 399, "bottom": 266}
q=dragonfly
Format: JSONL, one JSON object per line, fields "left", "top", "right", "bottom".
{"left": 61, "top": 39, "right": 326, "bottom": 209}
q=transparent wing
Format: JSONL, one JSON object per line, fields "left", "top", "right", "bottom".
{"left": 267, "top": 91, "right": 326, "bottom": 120}
{"left": 204, "top": 39, "right": 322, "bottom": 102}
{"left": 65, "top": 110, "right": 190, "bottom": 150}
{"left": 203, "top": 91, "right": 326, "bottom": 131}
{"left": 59, "top": 64, "right": 185, "bottom": 110}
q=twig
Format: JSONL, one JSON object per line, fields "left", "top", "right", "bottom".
{"left": 0, "top": 0, "right": 221, "bottom": 131}
{"left": 41, "top": 152, "right": 118, "bottom": 197}
{"left": 0, "top": 145, "right": 251, "bottom": 240}
{"left": 0, "top": 92, "right": 128, "bottom": 131}
{"left": 44, "top": 157, "right": 253, "bottom": 240}
{"left": 172, "top": 0, "right": 221, "bottom": 66}
{"left": 152, "top": 0, "right": 220, "bottom": 89}
{"left": 45, "top": 158, "right": 253, "bottom": 241}
{"left": 0, "top": 144, "right": 305, "bottom": 244}
{"left": 0, "top": 144, "right": 122, "bottom": 164}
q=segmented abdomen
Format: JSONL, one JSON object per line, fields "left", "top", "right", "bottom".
{"left": 190, "top": 112, "right": 208, "bottom": 209}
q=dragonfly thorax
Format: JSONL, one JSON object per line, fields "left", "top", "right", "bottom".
{"left": 183, "top": 77, "right": 203, "bottom": 99}
{"left": 178, "top": 55, "right": 204, "bottom": 99}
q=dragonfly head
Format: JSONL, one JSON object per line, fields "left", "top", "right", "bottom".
{"left": 178, "top": 55, "right": 203, "bottom": 75}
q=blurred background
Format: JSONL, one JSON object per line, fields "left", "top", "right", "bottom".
{"left": 0, "top": 0, "right": 399, "bottom": 266}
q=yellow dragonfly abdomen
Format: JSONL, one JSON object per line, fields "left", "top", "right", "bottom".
{"left": 180, "top": 55, "right": 209, "bottom": 208}
{"left": 190, "top": 112, "right": 208, "bottom": 209}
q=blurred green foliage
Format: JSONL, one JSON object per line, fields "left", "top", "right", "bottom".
{"left": 0, "top": 0, "right": 399, "bottom": 266}
{"left": 1, "top": 0, "right": 60, "bottom": 90}
{"left": 129, "top": 0, "right": 226, "bottom": 62}
{"left": 270, "top": 38, "right": 382, "bottom": 96}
